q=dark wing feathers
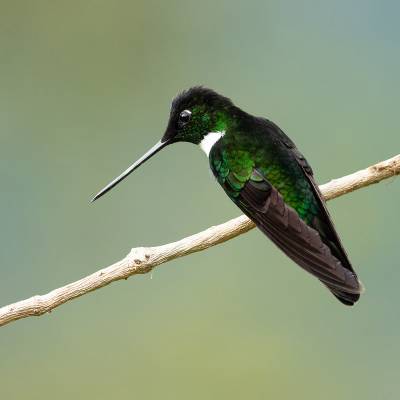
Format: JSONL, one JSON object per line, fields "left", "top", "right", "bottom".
{"left": 277, "top": 126, "right": 362, "bottom": 304}
{"left": 238, "top": 174, "right": 361, "bottom": 303}
{"left": 210, "top": 129, "right": 362, "bottom": 305}
{"left": 278, "top": 128, "right": 355, "bottom": 270}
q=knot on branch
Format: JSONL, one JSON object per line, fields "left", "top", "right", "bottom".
{"left": 30, "top": 295, "right": 47, "bottom": 316}
{"left": 127, "top": 247, "right": 152, "bottom": 274}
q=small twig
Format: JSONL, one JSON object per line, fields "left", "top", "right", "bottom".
{"left": 0, "top": 154, "right": 399, "bottom": 327}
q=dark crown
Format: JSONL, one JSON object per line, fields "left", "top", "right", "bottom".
{"left": 171, "top": 86, "right": 234, "bottom": 113}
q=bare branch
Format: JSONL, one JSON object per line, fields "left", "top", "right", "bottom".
{"left": 1, "top": 154, "right": 399, "bottom": 327}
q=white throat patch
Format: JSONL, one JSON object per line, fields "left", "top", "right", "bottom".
{"left": 199, "top": 131, "right": 225, "bottom": 156}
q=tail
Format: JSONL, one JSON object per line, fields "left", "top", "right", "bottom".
{"left": 323, "top": 276, "right": 364, "bottom": 306}
{"left": 331, "top": 289, "right": 360, "bottom": 306}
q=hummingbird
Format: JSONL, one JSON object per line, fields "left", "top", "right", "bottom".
{"left": 92, "top": 87, "right": 363, "bottom": 305}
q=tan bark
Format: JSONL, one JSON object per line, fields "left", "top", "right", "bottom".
{"left": 0, "top": 154, "right": 399, "bottom": 328}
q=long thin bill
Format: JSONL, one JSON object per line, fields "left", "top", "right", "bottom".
{"left": 91, "top": 140, "right": 169, "bottom": 202}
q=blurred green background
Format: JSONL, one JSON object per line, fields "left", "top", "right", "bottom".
{"left": 1, "top": 1, "right": 399, "bottom": 399}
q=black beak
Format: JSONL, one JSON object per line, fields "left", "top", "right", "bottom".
{"left": 91, "top": 139, "right": 169, "bottom": 202}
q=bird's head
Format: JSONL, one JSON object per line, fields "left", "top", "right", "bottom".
{"left": 162, "top": 86, "right": 234, "bottom": 145}
{"left": 92, "top": 87, "right": 235, "bottom": 201}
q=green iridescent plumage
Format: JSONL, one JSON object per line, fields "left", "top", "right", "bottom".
{"left": 170, "top": 88, "right": 362, "bottom": 305}
{"left": 93, "top": 86, "right": 363, "bottom": 306}
{"left": 209, "top": 115, "right": 318, "bottom": 224}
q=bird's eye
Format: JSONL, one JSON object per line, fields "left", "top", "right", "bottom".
{"left": 179, "top": 109, "right": 192, "bottom": 124}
